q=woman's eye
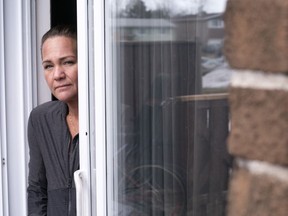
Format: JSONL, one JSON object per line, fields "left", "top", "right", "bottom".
{"left": 44, "top": 65, "right": 53, "bottom": 70}
{"left": 64, "top": 60, "right": 75, "bottom": 65}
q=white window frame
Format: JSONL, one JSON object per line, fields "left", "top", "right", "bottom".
{"left": 0, "top": 0, "right": 39, "bottom": 215}
{"left": 0, "top": 0, "right": 9, "bottom": 214}
{"left": 76, "top": 0, "right": 107, "bottom": 215}
{"left": 208, "top": 19, "right": 224, "bottom": 29}
{"left": 0, "top": 0, "right": 49, "bottom": 215}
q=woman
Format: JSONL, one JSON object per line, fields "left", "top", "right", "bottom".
{"left": 27, "top": 25, "right": 79, "bottom": 216}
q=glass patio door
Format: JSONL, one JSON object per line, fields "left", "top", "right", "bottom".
{"left": 77, "top": 0, "right": 231, "bottom": 215}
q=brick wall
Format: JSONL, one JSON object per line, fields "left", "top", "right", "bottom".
{"left": 224, "top": 0, "right": 288, "bottom": 215}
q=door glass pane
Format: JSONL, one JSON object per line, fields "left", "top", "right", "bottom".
{"left": 105, "top": 0, "right": 231, "bottom": 215}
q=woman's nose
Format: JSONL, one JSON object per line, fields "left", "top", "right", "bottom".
{"left": 53, "top": 65, "right": 65, "bottom": 80}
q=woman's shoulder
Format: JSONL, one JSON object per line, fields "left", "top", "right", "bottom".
{"left": 29, "top": 100, "right": 67, "bottom": 118}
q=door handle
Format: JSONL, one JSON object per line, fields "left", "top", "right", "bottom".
{"left": 74, "top": 170, "right": 83, "bottom": 216}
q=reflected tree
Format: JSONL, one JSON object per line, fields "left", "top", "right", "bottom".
{"left": 118, "top": 0, "right": 170, "bottom": 18}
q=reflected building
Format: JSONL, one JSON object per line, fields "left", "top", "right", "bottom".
{"left": 114, "top": 18, "right": 175, "bottom": 41}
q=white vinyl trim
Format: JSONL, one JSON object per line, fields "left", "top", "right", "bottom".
{"left": 0, "top": 0, "right": 37, "bottom": 215}
{"left": 0, "top": 0, "right": 9, "bottom": 214}
{"left": 35, "top": 0, "right": 51, "bottom": 104}
{"left": 104, "top": 4, "right": 118, "bottom": 215}
{"left": 93, "top": 0, "right": 107, "bottom": 215}
{"left": 77, "top": 0, "right": 93, "bottom": 215}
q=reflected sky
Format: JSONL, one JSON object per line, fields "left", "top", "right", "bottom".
{"left": 113, "top": 0, "right": 227, "bottom": 15}
{"left": 203, "top": 0, "right": 227, "bottom": 13}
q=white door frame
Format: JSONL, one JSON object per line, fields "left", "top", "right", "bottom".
{"left": 0, "top": 0, "right": 38, "bottom": 215}
{"left": 76, "top": 0, "right": 107, "bottom": 215}
{"left": 0, "top": 0, "right": 50, "bottom": 215}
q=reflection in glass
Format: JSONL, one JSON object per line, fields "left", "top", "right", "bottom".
{"left": 105, "top": 0, "right": 231, "bottom": 215}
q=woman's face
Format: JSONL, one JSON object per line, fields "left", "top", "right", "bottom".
{"left": 42, "top": 36, "right": 78, "bottom": 104}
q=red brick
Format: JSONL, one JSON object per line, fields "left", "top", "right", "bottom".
{"left": 227, "top": 167, "right": 288, "bottom": 216}
{"left": 224, "top": 0, "right": 288, "bottom": 73}
{"left": 228, "top": 88, "right": 288, "bottom": 165}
